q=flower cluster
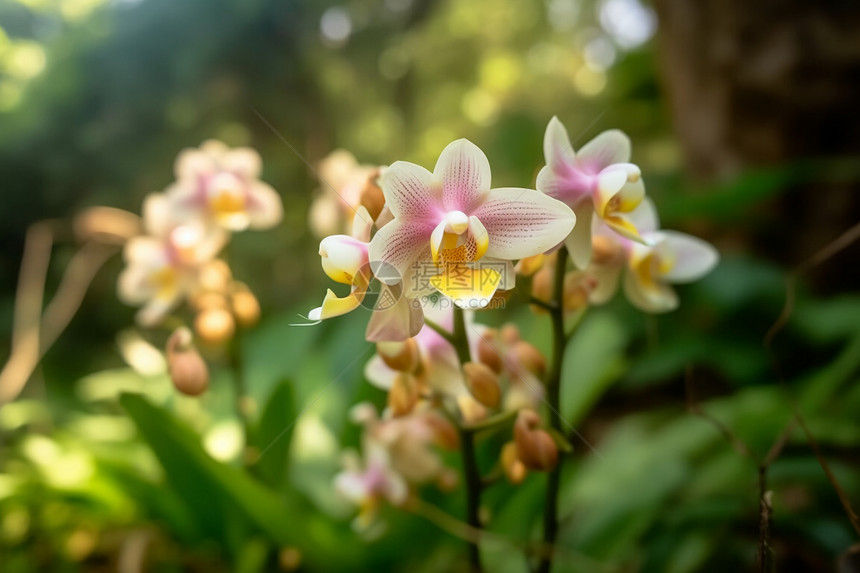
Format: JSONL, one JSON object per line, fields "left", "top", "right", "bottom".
{"left": 309, "top": 138, "right": 576, "bottom": 341}
{"left": 117, "top": 141, "right": 282, "bottom": 394}
{"left": 118, "top": 140, "right": 281, "bottom": 331}
{"left": 334, "top": 402, "right": 459, "bottom": 534}
{"left": 315, "top": 122, "right": 719, "bottom": 530}
{"left": 526, "top": 117, "right": 719, "bottom": 313}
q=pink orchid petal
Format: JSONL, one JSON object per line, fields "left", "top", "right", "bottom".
{"left": 434, "top": 139, "right": 491, "bottom": 213}
{"left": 245, "top": 181, "right": 283, "bottom": 230}
{"left": 576, "top": 129, "right": 631, "bottom": 172}
{"left": 379, "top": 161, "right": 438, "bottom": 220}
{"left": 543, "top": 116, "right": 576, "bottom": 168}
{"left": 471, "top": 188, "right": 576, "bottom": 260}
{"left": 369, "top": 219, "right": 434, "bottom": 285}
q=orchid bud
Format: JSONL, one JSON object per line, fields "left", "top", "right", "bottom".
{"left": 425, "top": 414, "right": 460, "bottom": 450}
{"left": 530, "top": 265, "right": 553, "bottom": 305}
{"left": 515, "top": 253, "right": 545, "bottom": 277}
{"left": 319, "top": 235, "right": 370, "bottom": 285}
{"left": 377, "top": 339, "right": 419, "bottom": 373}
{"left": 591, "top": 235, "right": 621, "bottom": 265}
{"left": 191, "top": 291, "right": 229, "bottom": 312}
{"left": 278, "top": 547, "right": 302, "bottom": 571}
{"left": 198, "top": 259, "right": 233, "bottom": 293}
{"left": 513, "top": 341, "right": 546, "bottom": 377}
{"left": 195, "top": 307, "right": 235, "bottom": 344}
{"left": 513, "top": 409, "right": 558, "bottom": 471}
{"left": 500, "top": 323, "right": 520, "bottom": 346}
{"left": 388, "top": 374, "right": 418, "bottom": 417}
{"left": 457, "top": 394, "right": 488, "bottom": 425}
{"left": 501, "top": 441, "right": 527, "bottom": 484}
{"left": 476, "top": 328, "right": 503, "bottom": 373}
{"left": 359, "top": 170, "right": 386, "bottom": 221}
{"left": 463, "top": 362, "right": 501, "bottom": 409}
{"left": 563, "top": 271, "right": 591, "bottom": 312}
{"left": 436, "top": 468, "right": 459, "bottom": 492}
{"left": 231, "top": 286, "right": 261, "bottom": 327}
{"left": 166, "top": 327, "right": 209, "bottom": 396}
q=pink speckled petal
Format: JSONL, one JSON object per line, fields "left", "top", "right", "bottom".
{"left": 471, "top": 188, "right": 576, "bottom": 260}
{"left": 434, "top": 139, "right": 491, "bottom": 212}
{"left": 368, "top": 219, "right": 434, "bottom": 285}
{"left": 379, "top": 161, "right": 438, "bottom": 221}
{"left": 576, "top": 129, "right": 631, "bottom": 172}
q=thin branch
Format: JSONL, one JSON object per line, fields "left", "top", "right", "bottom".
{"left": 538, "top": 245, "right": 569, "bottom": 573}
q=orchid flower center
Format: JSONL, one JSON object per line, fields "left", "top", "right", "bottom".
{"left": 444, "top": 211, "right": 470, "bottom": 235}
{"left": 208, "top": 173, "right": 246, "bottom": 216}
{"left": 431, "top": 211, "right": 489, "bottom": 266}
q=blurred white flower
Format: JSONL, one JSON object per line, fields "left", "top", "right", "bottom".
{"left": 117, "top": 193, "right": 227, "bottom": 326}
{"left": 166, "top": 140, "right": 283, "bottom": 232}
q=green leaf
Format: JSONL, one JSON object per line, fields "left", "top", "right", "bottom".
{"left": 252, "top": 379, "right": 297, "bottom": 487}
{"left": 561, "top": 312, "right": 628, "bottom": 425}
{"left": 119, "top": 393, "right": 358, "bottom": 568}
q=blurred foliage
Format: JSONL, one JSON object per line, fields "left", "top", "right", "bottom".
{"left": 2, "top": 0, "right": 860, "bottom": 572}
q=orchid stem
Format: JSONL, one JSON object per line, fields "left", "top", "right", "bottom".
{"left": 537, "top": 246, "right": 569, "bottom": 573}
{"left": 452, "top": 306, "right": 484, "bottom": 572}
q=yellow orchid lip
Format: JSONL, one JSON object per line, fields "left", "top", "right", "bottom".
{"left": 430, "top": 245, "right": 503, "bottom": 308}
{"left": 209, "top": 188, "right": 247, "bottom": 215}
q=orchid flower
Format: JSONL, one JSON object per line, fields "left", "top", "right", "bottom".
{"left": 118, "top": 193, "right": 227, "bottom": 326}
{"left": 309, "top": 150, "right": 386, "bottom": 237}
{"left": 369, "top": 139, "right": 576, "bottom": 309}
{"left": 581, "top": 199, "right": 719, "bottom": 313}
{"left": 334, "top": 444, "right": 408, "bottom": 533}
{"left": 537, "top": 116, "right": 647, "bottom": 269}
{"left": 308, "top": 207, "right": 423, "bottom": 342}
{"left": 166, "top": 140, "right": 283, "bottom": 232}
{"left": 335, "top": 402, "right": 456, "bottom": 531}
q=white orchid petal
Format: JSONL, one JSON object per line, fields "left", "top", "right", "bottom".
{"left": 383, "top": 469, "right": 409, "bottom": 505}
{"left": 576, "top": 129, "right": 631, "bottom": 170}
{"left": 334, "top": 471, "right": 369, "bottom": 503}
{"left": 245, "top": 181, "right": 283, "bottom": 229}
{"left": 565, "top": 204, "right": 595, "bottom": 269}
{"left": 364, "top": 355, "right": 399, "bottom": 390}
{"left": 136, "top": 296, "right": 179, "bottom": 327}
{"left": 369, "top": 219, "right": 434, "bottom": 286}
{"left": 379, "top": 161, "right": 438, "bottom": 220}
{"left": 627, "top": 197, "right": 660, "bottom": 235}
{"left": 623, "top": 269, "right": 678, "bottom": 313}
{"left": 543, "top": 116, "right": 576, "bottom": 168}
{"left": 123, "top": 236, "right": 165, "bottom": 266}
{"left": 222, "top": 147, "right": 262, "bottom": 179}
{"left": 659, "top": 231, "right": 719, "bottom": 283}
{"left": 471, "top": 188, "right": 576, "bottom": 260}
{"left": 434, "top": 139, "right": 491, "bottom": 212}
{"left": 174, "top": 148, "right": 216, "bottom": 180}
{"left": 430, "top": 219, "right": 447, "bottom": 264}
{"left": 587, "top": 264, "right": 622, "bottom": 305}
